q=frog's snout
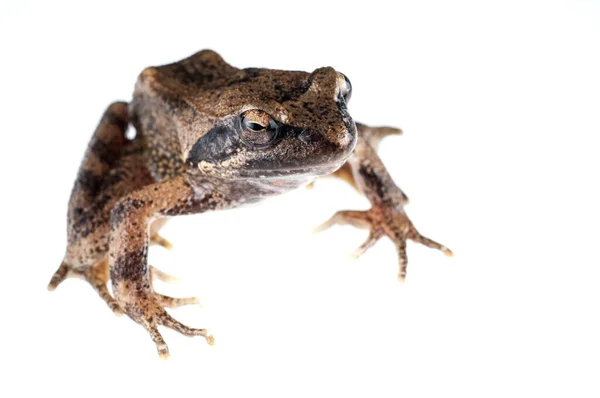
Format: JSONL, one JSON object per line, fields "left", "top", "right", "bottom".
{"left": 298, "top": 128, "right": 323, "bottom": 144}
{"left": 324, "top": 120, "right": 357, "bottom": 160}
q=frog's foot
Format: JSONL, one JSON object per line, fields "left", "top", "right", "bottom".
{"left": 114, "top": 281, "right": 213, "bottom": 359}
{"left": 156, "top": 293, "right": 202, "bottom": 308}
{"left": 48, "top": 259, "right": 123, "bottom": 315}
{"left": 141, "top": 306, "right": 214, "bottom": 360}
{"left": 315, "top": 208, "right": 452, "bottom": 281}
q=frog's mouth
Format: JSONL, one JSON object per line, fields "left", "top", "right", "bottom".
{"left": 239, "top": 134, "right": 355, "bottom": 179}
{"left": 240, "top": 161, "right": 346, "bottom": 180}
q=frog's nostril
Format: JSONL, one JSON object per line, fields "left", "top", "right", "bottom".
{"left": 298, "top": 129, "right": 323, "bottom": 144}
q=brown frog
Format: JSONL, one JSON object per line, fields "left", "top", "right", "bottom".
{"left": 48, "top": 50, "right": 452, "bottom": 359}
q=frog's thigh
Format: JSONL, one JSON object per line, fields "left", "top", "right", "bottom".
{"left": 65, "top": 102, "right": 130, "bottom": 266}
{"left": 50, "top": 102, "right": 152, "bottom": 313}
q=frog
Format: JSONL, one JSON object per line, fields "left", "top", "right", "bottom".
{"left": 48, "top": 50, "right": 452, "bottom": 359}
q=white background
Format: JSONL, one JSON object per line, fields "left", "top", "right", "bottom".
{"left": 1, "top": 0, "right": 599, "bottom": 397}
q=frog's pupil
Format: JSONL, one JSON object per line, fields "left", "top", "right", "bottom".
{"left": 246, "top": 121, "right": 266, "bottom": 131}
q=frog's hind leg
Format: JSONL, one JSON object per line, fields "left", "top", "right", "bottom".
{"left": 48, "top": 102, "right": 137, "bottom": 314}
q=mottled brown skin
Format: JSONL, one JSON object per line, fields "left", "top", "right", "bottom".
{"left": 49, "top": 50, "right": 451, "bottom": 358}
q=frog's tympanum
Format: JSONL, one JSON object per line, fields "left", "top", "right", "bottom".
{"left": 49, "top": 50, "right": 452, "bottom": 358}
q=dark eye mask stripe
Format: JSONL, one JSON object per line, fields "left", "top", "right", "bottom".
{"left": 186, "top": 118, "right": 238, "bottom": 165}
{"left": 186, "top": 115, "right": 328, "bottom": 168}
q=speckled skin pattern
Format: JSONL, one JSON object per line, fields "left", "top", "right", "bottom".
{"left": 48, "top": 50, "right": 452, "bottom": 358}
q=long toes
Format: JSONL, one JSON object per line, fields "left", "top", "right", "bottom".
{"left": 150, "top": 266, "right": 180, "bottom": 284}
{"left": 411, "top": 233, "right": 453, "bottom": 257}
{"left": 395, "top": 238, "right": 408, "bottom": 282}
{"left": 48, "top": 262, "right": 69, "bottom": 291}
{"left": 159, "top": 312, "right": 214, "bottom": 345}
{"left": 373, "top": 126, "right": 403, "bottom": 137}
{"left": 313, "top": 214, "right": 339, "bottom": 233}
{"left": 150, "top": 233, "right": 173, "bottom": 250}
{"left": 156, "top": 293, "right": 201, "bottom": 308}
{"left": 350, "top": 229, "right": 383, "bottom": 259}
{"left": 141, "top": 319, "right": 170, "bottom": 359}
{"left": 314, "top": 210, "right": 371, "bottom": 233}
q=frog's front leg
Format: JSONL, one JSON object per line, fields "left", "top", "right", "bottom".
{"left": 109, "top": 176, "right": 222, "bottom": 358}
{"left": 316, "top": 123, "right": 452, "bottom": 281}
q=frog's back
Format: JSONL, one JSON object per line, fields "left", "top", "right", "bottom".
{"left": 128, "top": 50, "right": 239, "bottom": 180}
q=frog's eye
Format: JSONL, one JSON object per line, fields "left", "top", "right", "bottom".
{"left": 336, "top": 72, "right": 352, "bottom": 104}
{"left": 245, "top": 121, "right": 267, "bottom": 131}
{"left": 239, "top": 109, "right": 279, "bottom": 149}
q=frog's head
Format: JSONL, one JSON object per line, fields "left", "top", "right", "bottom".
{"left": 209, "top": 66, "right": 357, "bottom": 181}
{"left": 136, "top": 50, "right": 357, "bottom": 182}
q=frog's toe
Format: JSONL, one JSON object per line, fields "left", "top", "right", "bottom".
{"left": 150, "top": 265, "right": 180, "bottom": 284}
{"left": 135, "top": 300, "right": 213, "bottom": 358}
{"left": 349, "top": 228, "right": 384, "bottom": 259}
{"left": 48, "top": 261, "right": 69, "bottom": 291}
{"left": 370, "top": 126, "right": 403, "bottom": 138}
{"left": 313, "top": 210, "right": 372, "bottom": 233}
{"left": 150, "top": 232, "right": 173, "bottom": 249}
{"left": 150, "top": 268, "right": 203, "bottom": 307}
{"left": 358, "top": 124, "right": 404, "bottom": 151}
{"left": 156, "top": 293, "right": 202, "bottom": 308}
{"left": 408, "top": 233, "right": 453, "bottom": 258}
{"left": 160, "top": 311, "right": 213, "bottom": 341}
